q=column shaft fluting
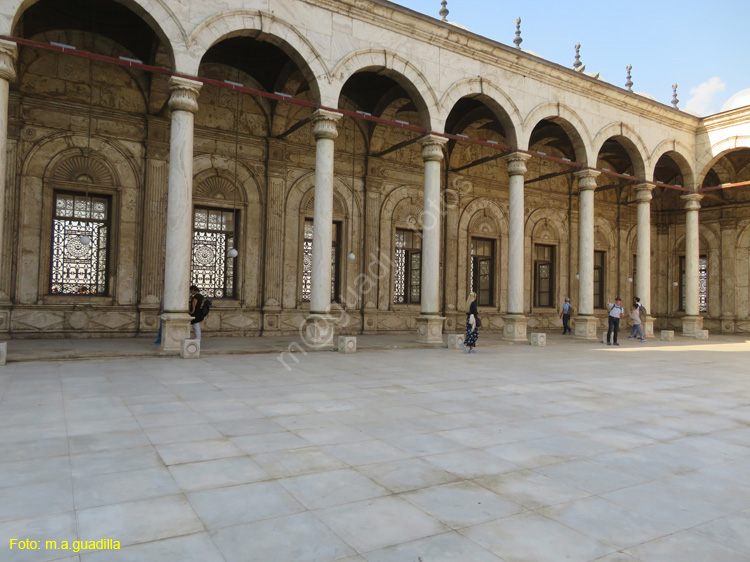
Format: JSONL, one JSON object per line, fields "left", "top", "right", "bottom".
{"left": 420, "top": 135, "right": 447, "bottom": 315}
{"left": 163, "top": 77, "right": 202, "bottom": 314}
{"left": 635, "top": 185, "right": 653, "bottom": 312}
{"left": 504, "top": 153, "right": 530, "bottom": 314}
{"left": 309, "top": 110, "right": 341, "bottom": 315}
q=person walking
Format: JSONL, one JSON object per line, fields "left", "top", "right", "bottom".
{"left": 189, "top": 285, "right": 206, "bottom": 340}
{"left": 462, "top": 292, "right": 479, "bottom": 353}
{"left": 606, "top": 295, "right": 624, "bottom": 346}
{"left": 629, "top": 303, "right": 646, "bottom": 342}
{"left": 151, "top": 297, "right": 164, "bottom": 345}
{"left": 560, "top": 297, "right": 573, "bottom": 335}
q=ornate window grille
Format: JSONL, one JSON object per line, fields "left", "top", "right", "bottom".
{"left": 394, "top": 228, "right": 421, "bottom": 304}
{"left": 301, "top": 219, "right": 340, "bottom": 303}
{"left": 470, "top": 238, "right": 494, "bottom": 306}
{"left": 594, "top": 250, "right": 605, "bottom": 308}
{"left": 50, "top": 192, "right": 110, "bottom": 295}
{"left": 534, "top": 244, "right": 555, "bottom": 308}
{"left": 191, "top": 207, "right": 236, "bottom": 298}
{"left": 679, "top": 255, "right": 708, "bottom": 313}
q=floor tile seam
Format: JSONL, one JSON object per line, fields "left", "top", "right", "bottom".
{"left": 358, "top": 528, "right": 505, "bottom": 561}
{"left": 597, "top": 480, "right": 748, "bottom": 523}
{"left": 311, "top": 500, "right": 451, "bottom": 556}
{"left": 622, "top": 527, "right": 750, "bottom": 558}
{"left": 525, "top": 462, "right": 650, "bottom": 494}
{"left": 524, "top": 505, "right": 663, "bottom": 553}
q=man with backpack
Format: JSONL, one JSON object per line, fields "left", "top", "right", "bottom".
{"left": 189, "top": 285, "right": 210, "bottom": 340}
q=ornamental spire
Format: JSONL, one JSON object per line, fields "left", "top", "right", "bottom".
{"left": 625, "top": 65, "right": 633, "bottom": 92}
{"left": 439, "top": 0, "right": 449, "bottom": 22}
{"left": 671, "top": 84, "right": 679, "bottom": 108}
{"left": 573, "top": 43, "right": 583, "bottom": 71}
{"left": 513, "top": 17, "right": 523, "bottom": 49}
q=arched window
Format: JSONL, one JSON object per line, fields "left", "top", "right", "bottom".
{"left": 192, "top": 174, "right": 242, "bottom": 299}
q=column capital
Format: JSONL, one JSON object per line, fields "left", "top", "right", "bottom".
{"left": 0, "top": 40, "right": 17, "bottom": 83}
{"left": 502, "top": 152, "right": 531, "bottom": 176}
{"left": 574, "top": 169, "right": 600, "bottom": 191}
{"left": 419, "top": 134, "right": 448, "bottom": 162}
{"left": 312, "top": 109, "right": 342, "bottom": 140}
{"left": 634, "top": 183, "right": 654, "bottom": 203}
{"left": 168, "top": 76, "right": 202, "bottom": 113}
{"left": 681, "top": 192, "right": 703, "bottom": 211}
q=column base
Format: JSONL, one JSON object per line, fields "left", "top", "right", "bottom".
{"left": 304, "top": 314, "right": 336, "bottom": 349}
{"left": 502, "top": 314, "right": 527, "bottom": 342}
{"left": 416, "top": 315, "right": 445, "bottom": 344}
{"left": 573, "top": 316, "right": 599, "bottom": 341}
{"left": 681, "top": 316, "right": 703, "bottom": 337}
{"left": 642, "top": 318, "right": 655, "bottom": 338}
{"left": 160, "top": 312, "right": 192, "bottom": 354}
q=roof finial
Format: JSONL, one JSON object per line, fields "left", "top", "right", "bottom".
{"left": 513, "top": 17, "right": 523, "bottom": 49}
{"left": 439, "top": 0, "right": 449, "bottom": 22}
{"left": 671, "top": 84, "right": 679, "bottom": 108}
{"left": 573, "top": 43, "right": 583, "bottom": 71}
{"left": 625, "top": 65, "right": 633, "bottom": 92}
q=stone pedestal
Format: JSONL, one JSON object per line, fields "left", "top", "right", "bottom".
{"left": 337, "top": 336, "right": 357, "bottom": 353}
{"left": 660, "top": 330, "right": 675, "bottom": 342}
{"left": 681, "top": 316, "right": 703, "bottom": 337}
{"left": 530, "top": 333, "right": 546, "bottom": 346}
{"left": 304, "top": 314, "right": 336, "bottom": 349}
{"left": 0, "top": 341, "right": 6, "bottom": 365}
{"left": 695, "top": 329, "right": 709, "bottom": 340}
{"left": 416, "top": 315, "right": 445, "bottom": 344}
{"left": 573, "top": 316, "right": 599, "bottom": 341}
{"left": 503, "top": 314, "right": 527, "bottom": 342}
{"left": 160, "top": 312, "right": 192, "bottom": 354}
{"left": 181, "top": 338, "right": 200, "bottom": 359}
{"left": 447, "top": 334, "right": 464, "bottom": 349}
{"left": 642, "top": 318, "right": 655, "bottom": 338}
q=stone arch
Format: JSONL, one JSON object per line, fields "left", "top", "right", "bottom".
{"left": 649, "top": 140, "right": 696, "bottom": 190}
{"left": 377, "top": 184, "right": 423, "bottom": 310}
{"left": 439, "top": 78, "right": 521, "bottom": 147}
{"left": 16, "top": 132, "right": 140, "bottom": 306}
{"left": 192, "top": 154, "right": 263, "bottom": 205}
{"left": 457, "top": 198, "right": 508, "bottom": 311}
{"left": 8, "top": 0, "right": 182, "bottom": 68}
{"left": 697, "top": 141, "right": 750, "bottom": 187}
{"left": 526, "top": 208, "right": 569, "bottom": 311}
{"left": 282, "top": 172, "right": 362, "bottom": 309}
{"left": 187, "top": 11, "right": 326, "bottom": 103}
{"left": 331, "top": 49, "right": 437, "bottom": 129}
{"left": 592, "top": 122, "right": 649, "bottom": 179}
{"left": 521, "top": 102, "right": 593, "bottom": 165}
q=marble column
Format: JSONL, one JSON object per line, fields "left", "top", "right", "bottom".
{"left": 416, "top": 134, "right": 448, "bottom": 344}
{"left": 502, "top": 152, "right": 531, "bottom": 342}
{"left": 573, "top": 170, "right": 600, "bottom": 340}
{"left": 305, "top": 109, "right": 342, "bottom": 348}
{"left": 635, "top": 184, "right": 655, "bottom": 337}
{"left": 681, "top": 193, "right": 703, "bottom": 336}
{"left": 0, "top": 41, "right": 16, "bottom": 307}
{"left": 160, "top": 77, "right": 202, "bottom": 353}
{"left": 362, "top": 173, "right": 382, "bottom": 333}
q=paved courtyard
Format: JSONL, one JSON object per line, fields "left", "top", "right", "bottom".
{"left": 1, "top": 336, "right": 750, "bottom": 561}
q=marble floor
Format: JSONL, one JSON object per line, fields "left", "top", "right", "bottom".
{"left": 1, "top": 337, "right": 750, "bottom": 561}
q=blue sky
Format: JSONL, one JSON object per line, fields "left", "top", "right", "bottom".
{"left": 396, "top": 0, "right": 750, "bottom": 116}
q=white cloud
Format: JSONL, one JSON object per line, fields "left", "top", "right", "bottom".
{"left": 684, "top": 77, "right": 726, "bottom": 116}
